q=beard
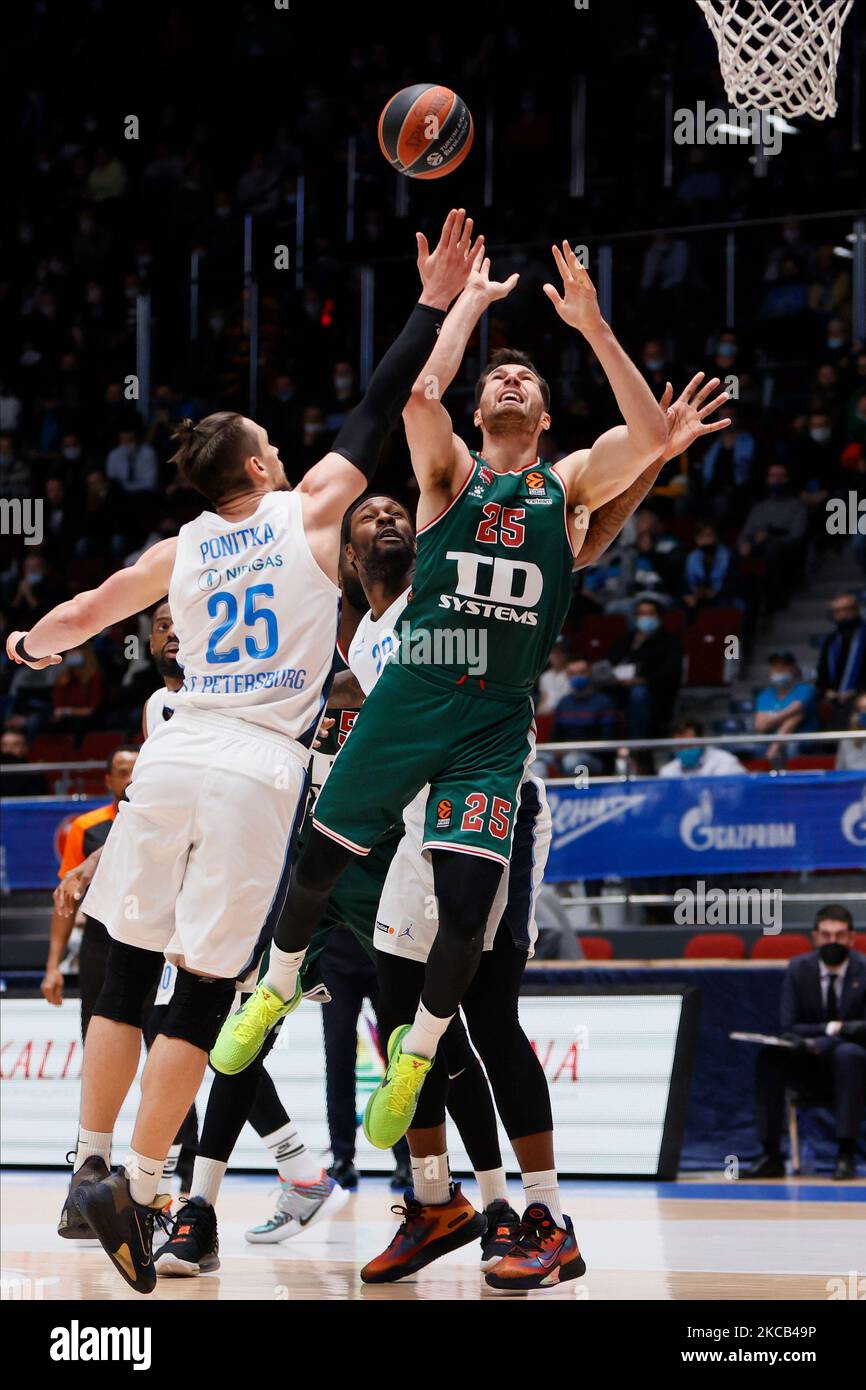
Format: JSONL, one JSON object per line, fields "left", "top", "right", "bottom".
{"left": 340, "top": 564, "right": 368, "bottom": 613}
{"left": 156, "top": 653, "right": 183, "bottom": 681}
{"left": 480, "top": 402, "right": 543, "bottom": 438}
{"left": 360, "top": 535, "right": 415, "bottom": 587}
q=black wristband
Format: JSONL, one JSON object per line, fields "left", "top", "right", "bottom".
{"left": 15, "top": 635, "right": 39, "bottom": 663}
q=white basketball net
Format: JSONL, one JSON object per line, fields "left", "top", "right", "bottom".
{"left": 696, "top": 0, "right": 854, "bottom": 119}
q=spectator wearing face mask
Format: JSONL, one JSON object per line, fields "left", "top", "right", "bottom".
{"left": 738, "top": 464, "right": 808, "bottom": 611}
{"left": 626, "top": 510, "right": 683, "bottom": 604}
{"left": 551, "top": 659, "right": 619, "bottom": 773}
{"left": 608, "top": 598, "right": 683, "bottom": 740}
{"left": 658, "top": 717, "right": 744, "bottom": 777}
{"left": 817, "top": 594, "right": 866, "bottom": 725}
{"left": 50, "top": 642, "right": 105, "bottom": 737}
{"left": 536, "top": 637, "right": 574, "bottom": 716}
{"left": 835, "top": 692, "right": 866, "bottom": 770}
{"left": 696, "top": 409, "right": 755, "bottom": 523}
{"left": 105, "top": 427, "right": 159, "bottom": 493}
{"left": 9, "top": 553, "right": 67, "bottom": 628}
{"left": 683, "top": 522, "right": 733, "bottom": 613}
{"left": 754, "top": 652, "right": 821, "bottom": 761}
{"left": 742, "top": 905, "right": 865, "bottom": 1182}
{"left": 325, "top": 360, "right": 361, "bottom": 433}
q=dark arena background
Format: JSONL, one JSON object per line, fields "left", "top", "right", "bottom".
{"left": 0, "top": 0, "right": 864, "bottom": 1354}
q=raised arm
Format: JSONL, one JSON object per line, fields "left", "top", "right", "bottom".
{"left": 574, "top": 375, "right": 731, "bottom": 569}
{"left": 298, "top": 209, "right": 482, "bottom": 580}
{"left": 545, "top": 243, "right": 668, "bottom": 513}
{"left": 6, "top": 537, "right": 177, "bottom": 668}
{"left": 403, "top": 250, "right": 519, "bottom": 517}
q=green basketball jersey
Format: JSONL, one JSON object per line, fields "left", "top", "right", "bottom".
{"left": 405, "top": 453, "right": 575, "bottom": 697}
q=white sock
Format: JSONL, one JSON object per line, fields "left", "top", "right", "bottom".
{"left": 261, "top": 1121, "right": 321, "bottom": 1184}
{"left": 74, "top": 1128, "right": 111, "bottom": 1173}
{"left": 263, "top": 944, "right": 306, "bottom": 1003}
{"left": 476, "top": 1167, "right": 508, "bottom": 1210}
{"left": 411, "top": 1153, "right": 451, "bottom": 1207}
{"left": 522, "top": 1168, "right": 563, "bottom": 1226}
{"left": 402, "top": 1002, "right": 453, "bottom": 1061}
{"left": 190, "top": 1156, "right": 226, "bottom": 1208}
{"left": 124, "top": 1149, "right": 162, "bottom": 1207}
{"left": 158, "top": 1143, "right": 181, "bottom": 1197}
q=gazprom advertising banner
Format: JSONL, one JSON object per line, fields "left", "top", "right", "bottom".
{"left": 545, "top": 772, "right": 866, "bottom": 881}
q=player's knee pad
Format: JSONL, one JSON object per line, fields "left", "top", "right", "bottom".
{"left": 155, "top": 967, "right": 237, "bottom": 1053}
{"left": 92, "top": 940, "right": 164, "bottom": 1027}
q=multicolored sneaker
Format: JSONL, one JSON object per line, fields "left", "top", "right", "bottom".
{"left": 57, "top": 1154, "right": 109, "bottom": 1241}
{"left": 209, "top": 980, "right": 302, "bottom": 1075}
{"left": 479, "top": 1198, "right": 521, "bottom": 1270}
{"left": 154, "top": 1196, "right": 220, "bottom": 1276}
{"left": 363, "top": 1025, "right": 432, "bottom": 1149}
{"left": 245, "top": 1172, "right": 349, "bottom": 1243}
{"left": 484, "top": 1203, "right": 586, "bottom": 1291}
{"left": 74, "top": 1167, "right": 172, "bottom": 1294}
{"left": 360, "top": 1183, "right": 487, "bottom": 1284}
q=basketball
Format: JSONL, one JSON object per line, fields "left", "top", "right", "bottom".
{"left": 378, "top": 83, "right": 474, "bottom": 179}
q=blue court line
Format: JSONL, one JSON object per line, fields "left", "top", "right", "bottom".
{"left": 559, "top": 1180, "right": 866, "bottom": 1203}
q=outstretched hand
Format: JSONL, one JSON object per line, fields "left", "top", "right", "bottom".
{"left": 464, "top": 244, "right": 519, "bottom": 305}
{"left": 543, "top": 241, "right": 604, "bottom": 337}
{"left": 659, "top": 374, "right": 732, "bottom": 462}
{"left": 5, "top": 631, "right": 62, "bottom": 670}
{"left": 416, "top": 209, "right": 484, "bottom": 311}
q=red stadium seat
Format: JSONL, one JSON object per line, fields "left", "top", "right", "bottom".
{"left": 694, "top": 606, "right": 742, "bottom": 638}
{"left": 854, "top": 934, "right": 866, "bottom": 954}
{"left": 787, "top": 756, "right": 835, "bottom": 771}
{"left": 751, "top": 934, "right": 812, "bottom": 960}
{"left": 663, "top": 608, "right": 686, "bottom": 636}
{"left": 576, "top": 614, "right": 627, "bottom": 662}
{"left": 683, "top": 630, "right": 729, "bottom": 685}
{"left": 743, "top": 757, "right": 772, "bottom": 771}
{"left": 29, "top": 734, "right": 76, "bottom": 764}
{"left": 684, "top": 932, "right": 746, "bottom": 959}
{"left": 534, "top": 713, "right": 554, "bottom": 743}
{"left": 578, "top": 935, "right": 614, "bottom": 960}
{"left": 79, "top": 731, "right": 125, "bottom": 762}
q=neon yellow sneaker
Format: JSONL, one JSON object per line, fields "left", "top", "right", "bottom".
{"left": 209, "top": 981, "right": 301, "bottom": 1075}
{"left": 363, "top": 1025, "right": 432, "bottom": 1149}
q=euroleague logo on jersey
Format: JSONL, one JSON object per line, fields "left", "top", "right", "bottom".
{"left": 525, "top": 471, "right": 547, "bottom": 498}
{"left": 436, "top": 798, "right": 453, "bottom": 829}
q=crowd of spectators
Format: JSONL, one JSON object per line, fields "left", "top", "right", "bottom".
{"left": 1, "top": 5, "right": 864, "bottom": 781}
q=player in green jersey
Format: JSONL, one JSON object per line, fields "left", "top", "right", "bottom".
{"left": 213, "top": 232, "right": 729, "bottom": 1284}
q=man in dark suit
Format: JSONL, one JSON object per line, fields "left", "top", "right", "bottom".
{"left": 743, "top": 904, "right": 866, "bottom": 1181}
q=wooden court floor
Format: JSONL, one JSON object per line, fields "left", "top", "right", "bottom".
{"left": 2, "top": 1170, "right": 863, "bottom": 1301}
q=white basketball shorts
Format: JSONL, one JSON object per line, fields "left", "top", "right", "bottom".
{"left": 82, "top": 707, "right": 310, "bottom": 979}
{"left": 374, "top": 774, "right": 551, "bottom": 963}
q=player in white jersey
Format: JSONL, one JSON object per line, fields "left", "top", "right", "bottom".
{"left": 6, "top": 207, "right": 483, "bottom": 1292}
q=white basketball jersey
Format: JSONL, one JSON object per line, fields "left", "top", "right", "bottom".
{"left": 348, "top": 588, "right": 409, "bottom": 696}
{"left": 142, "top": 685, "right": 178, "bottom": 738}
{"left": 168, "top": 491, "right": 338, "bottom": 744}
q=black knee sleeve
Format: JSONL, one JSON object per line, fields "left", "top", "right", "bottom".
{"left": 92, "top": 940, "right": 164, "bottom": 1028}
{"left": 155, "top": 968, "right": 237, "bottom": 1053}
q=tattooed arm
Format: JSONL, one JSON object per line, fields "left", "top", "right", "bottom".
{"left": 572, "top": 374, "right": 731, "bottom": 572}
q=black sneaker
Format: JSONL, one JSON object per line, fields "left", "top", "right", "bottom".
{"left": 57, "top": 1155, "right": 109, "bottom": 1240}
{"left": 154, "top": 1196, "right": 220, "bottom": 1276}
{"left": 327, "top": 1159, "right": 359, "bottom": 1190}
{"left": 479, "top": 1199, "right": 521, "bottom": 1270}
{"left": 390, "top": 1159, "right": 412, "bottom": 1191}
{"left": 74, "top": 1167, "right": 172, "bottom": 1294}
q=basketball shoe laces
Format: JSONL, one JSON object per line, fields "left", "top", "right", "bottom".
{"left": 386, "top": 1068, "right": 418, "bottom": 1117}
{"left": 509, "top": 1214, "right": 556, "bottom": 1255}
{"left": 234, "top": 988, "right": 276, "bottom": 1045}
{"left": 389, "top": 1198, "right": 426, "bottom": 1239}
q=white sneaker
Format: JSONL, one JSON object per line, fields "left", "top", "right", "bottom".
{"left": 245, "top": 1173, "right": 349, "bottom": 1243}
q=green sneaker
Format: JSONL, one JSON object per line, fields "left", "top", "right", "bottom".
{"left": 363, "top": 1025, "right": 432, "bottom": 1149}
{"left": 209, "top": 981, "right": 301, "bottom": 1075}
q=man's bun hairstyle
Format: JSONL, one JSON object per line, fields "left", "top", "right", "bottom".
{"left": 170, "top": 412, "right": 259, "bottom": 505}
